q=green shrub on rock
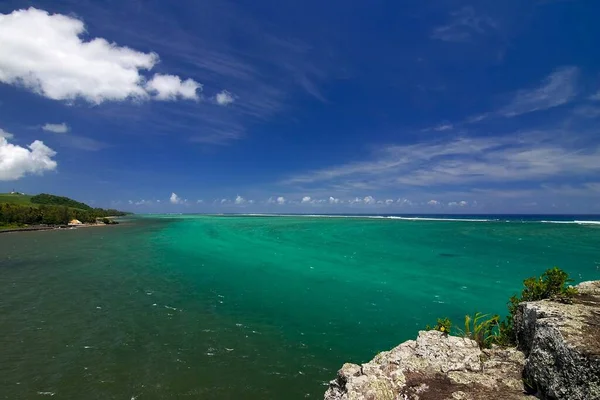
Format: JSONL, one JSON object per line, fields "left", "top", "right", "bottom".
{"left": 425, "top": 317, "right": 452, "bottom": 334}
{"left": 427, "top": 267, "right": 578, "bottom": 348}
{"left": 499, "top": 267, "right": 578, "bottom": 345}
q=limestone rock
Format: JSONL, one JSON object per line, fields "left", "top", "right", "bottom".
{"left": 325, "top": 280, "right": 600, "bottom": 400}
{"left": 324, "top": 330, "right": 527, "bottom": 400}
{"left": 515, "top": 280, "right": 600, "bottom": 400}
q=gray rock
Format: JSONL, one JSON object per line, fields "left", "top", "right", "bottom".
{"left": 324, "top": 330, "right": 527, "bottom": 400}
{"left": 325, "top": 280, "right": 600, "bottom": 400}
{"left": 515, "top": 280, "right": 600, "bottom": 400}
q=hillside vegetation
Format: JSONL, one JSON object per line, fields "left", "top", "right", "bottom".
{"left": 0, "top": 192, "right": 129, "bottom": 228}
{"left": 0, "top": 193, "right": 34, "bottom": 205}
{"left": 30, "top": 193, "right": 92, "bottom": 210}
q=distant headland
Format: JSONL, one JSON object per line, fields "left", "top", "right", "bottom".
{"left": 0, "top": 192, "right": 130, "bottom": 232}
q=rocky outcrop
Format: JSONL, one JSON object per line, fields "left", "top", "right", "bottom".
{"left": 515, "top": 280, "right": 600, "bottom": 400}
{"left": 325, "top": 281, "right": 600, "bottom": 400}
{"left": 324, "top": 330, "right": 528, "bottom": 400}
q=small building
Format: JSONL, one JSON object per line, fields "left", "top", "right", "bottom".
{"left": 68, "top": 219, "right": 83, "bottom": 226}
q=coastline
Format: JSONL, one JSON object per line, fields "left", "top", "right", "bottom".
{"left": 0, "top": 221, "right": 118, "bottom": 234}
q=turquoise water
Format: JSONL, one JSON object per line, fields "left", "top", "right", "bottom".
{"left": 1, "top": 215, "right": 599, "bottom": 399}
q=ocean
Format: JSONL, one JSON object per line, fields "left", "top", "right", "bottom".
{"left": 1, "top": 214, "right": 599, "bottom": 399}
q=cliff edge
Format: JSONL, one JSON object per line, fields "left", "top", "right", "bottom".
{"left": 324, "top": 280, "right": 600, "bottom": 400}
{"left": 515, "top": 280, "right": 600, "bottom": 400}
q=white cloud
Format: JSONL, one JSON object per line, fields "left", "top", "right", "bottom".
{"left": 499, "top": 67, "right": 578, "bottom": 117}
{"left": 385, "top": 199, "right": 394, "bottom": 205}
{"left": 329, "top": 196, "right": 340, "bottom": 204}
{"left": 363, "top": 196, "right": 376, "bottom": 205}
{"left": 42, "top": 123, "right": 69, "bottom": 133}
{"left": 277, "top": 196, "right": 286, "bottom": 205}
{"left": 448, "top": 200, "right": 468, "bottom": 207}
{"left": 134, "top": 199, "right": 153, "bottom": 206}
{"left": 349, "top": 197, "right": 363, "bottom": 204}
{"left": 170, "top": 192, "right": 183, "bottom": 204}
{"left": 467, "top": 113, "right": 489, "bottom": 123}
{"left": 0, "top": 8, "right": 200, "bottom": 104}
{"left": 197, "top": 199, "right": 204, "bottom": 203}
{"left": 283, "top": 133, "right": 600, "bottom": 190}
{"left": 145, "top": 74, "right": 201, "bottom": 101}
{"left": 235, "top": 195, "right": 246, "bottom": 205}
{"left": 301, "top": 196, "right": 312, "bottom": 203}
{"left": 215, "top": 90, "right": 235, "bottom": 106}
{"left": 0, "top": 137, "right": 57, "bottom": 180}
{"left": 397, "top": 198, "right": 412, "bottom": 206}
{"left": 0, "top": 128, "right": 13, "bottom": 139}
{"left": 428, "top": 200, "right": 440, "bottom": 205}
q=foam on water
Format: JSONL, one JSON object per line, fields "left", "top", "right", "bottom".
{"left": 542, "top": 220, "right": 600, "bottom": 225}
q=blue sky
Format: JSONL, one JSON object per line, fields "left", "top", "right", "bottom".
{"left": 1, "top": 0, "right": 599, "bottom": 213}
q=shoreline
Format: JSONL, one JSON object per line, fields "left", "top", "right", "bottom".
{"left": 0, "top": 222, "right": 117, "bottom": 234}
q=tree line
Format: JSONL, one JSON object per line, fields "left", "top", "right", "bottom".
{"left": 30, "top": 193, "right": 93, "bottom": 210}
{"left": 0, "top": 203, "right": 128, "bottom": 226}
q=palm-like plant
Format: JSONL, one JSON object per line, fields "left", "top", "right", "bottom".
{"left": 463, "top": 312, "right": 500, "bottom": 348}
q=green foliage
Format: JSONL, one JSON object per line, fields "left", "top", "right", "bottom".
{"left": 463, "top": 312, "right": 500, "bottom": 348}
{"left": 425, "top": 317, "right": 452, "bottom": 334}
{"left": 0, "top": 202, "right": 127, "bottom": 227}
{"left": 499, "top": 267, "right": 578, "bottom": 345}
{"left": 0, "top": 193, "right": 33, "bottom": 205}
{"left": 30, "top": 193, "right": 92, "bottom": 210}
{"left": 426, "top": 267, "right": 577, "bottom": 348}
{"left": 0, "top": 222, "right": 26, "bottom": 230}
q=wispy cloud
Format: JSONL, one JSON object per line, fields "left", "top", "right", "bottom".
{"left": 282, "top": 132, "right": 600, "bottom": 190}
{"left": 573, "top": 104, "right": 600, "bottom": 118}
{"left": 431, "top": 7, "right": 497, "bottom": 43}
{"left": 53, "top": 135, "right": 109, "bottom": 151}
{"left": 42, "top": 123, "right": 69, "bottom": 134}
{"left": 456, "top": 67, "right": 580, "bottom": 125}
{"left": 499, "top": 66, "right": 578, "bottom": 117}
{"left": 433, "top": 124, "right": 453, "bottom": 132}
{"left": 63, "top": 0, "right": 337, "bottom": 145}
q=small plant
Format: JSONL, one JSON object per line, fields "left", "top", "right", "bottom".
{"left": 463, "top": 312, "right": 500, "bottom": 348}
{"left": 425, "top": 317, "right": 452, "bottom": 334}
